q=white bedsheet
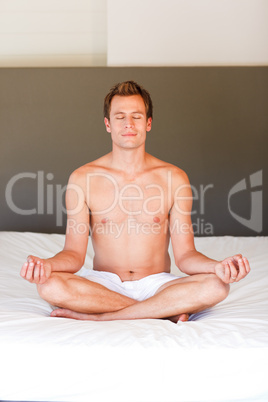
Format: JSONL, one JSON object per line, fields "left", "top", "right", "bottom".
{"left": 0, "top": 232, "right": 268, "bottom": 402}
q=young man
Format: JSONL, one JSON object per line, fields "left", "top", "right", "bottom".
{"left": 20, "top": 81, "right": 250, "bottom": 323}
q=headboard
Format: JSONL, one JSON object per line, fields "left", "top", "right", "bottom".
{"left": 0, "top": 67, "right": 267, "bottom": 236}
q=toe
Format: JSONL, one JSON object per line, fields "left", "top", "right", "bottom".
{"left": 178, "top": 313, "right": 190, "bottom": 322}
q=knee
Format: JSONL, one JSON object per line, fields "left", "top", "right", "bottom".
{"left": 202, "top": 274, "right": 230, "bottom": 306}
{"left": 37, "top": 273, "right": 67, "bottom": 305}
{"left": 214, "top": 275, "right": 230, "bottom": 302}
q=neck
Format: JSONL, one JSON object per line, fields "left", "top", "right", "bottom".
{"left": 110, "top": 145, "right": 147, "bottom": 176}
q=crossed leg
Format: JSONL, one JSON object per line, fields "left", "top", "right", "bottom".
{"left": 37, "top": 272, "right": 229, "bottom": 323}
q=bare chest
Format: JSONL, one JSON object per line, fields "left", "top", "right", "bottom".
{"left": 87, "top": 176, "right": 172, "bottom": 227}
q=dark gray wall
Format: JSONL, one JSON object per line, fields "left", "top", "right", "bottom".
{"left": 0, "top": 67, "right": 267, "bottom": 235}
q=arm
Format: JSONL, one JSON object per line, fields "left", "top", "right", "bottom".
{"left": 20, "top": 170, "right": 90, "bottom": 284}
{"left": 169, "top": 169, "right": 250, "bottom": 283}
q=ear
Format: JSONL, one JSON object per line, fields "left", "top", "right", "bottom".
{"left": 104, "top": 117, "right": 111, "bottom": 133}
{"left": 146, "top": 117, "right": 152, "bottom": 132}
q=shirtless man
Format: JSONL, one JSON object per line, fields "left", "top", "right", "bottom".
{"left": 20, "top": 81, "right": 250, "bottom": 323}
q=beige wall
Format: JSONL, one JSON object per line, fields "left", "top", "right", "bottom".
{"left": 0, "top": 67, "right": 267, "bottom": 235}
{"left": 0, "top": 0, "right": 107, "bottom": 67}
{"left": 108, "top": 0, "right": 268, "bottom": 66}
{"left": 0, "top": 0, "right": 267, "bottom": 67}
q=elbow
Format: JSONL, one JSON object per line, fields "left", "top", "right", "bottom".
{"left": 174, "top": 256, "right": 186, "bottom": 273}
{"left": 66, "top": 250, "right": 85, "bottom": 273}
{"left": 74, "top": 255, "right": 85, "bottom": 272}
{"left": 79, "top": 255, "right": 86, "bottom": 269}
{"left": 174, "top": 248, "right": 196, "bottom": 274}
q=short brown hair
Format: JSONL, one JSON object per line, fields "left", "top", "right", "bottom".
{"left": 103, "top": 80, "right": 153, "bottom": 120}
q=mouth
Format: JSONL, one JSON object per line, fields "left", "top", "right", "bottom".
{"left": 122, "top": 133, "right": 137, "bottom": 137}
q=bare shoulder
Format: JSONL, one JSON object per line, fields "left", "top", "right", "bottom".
{"left": 147, "top": 154, "right": 190, "bottom": 185}
{"left": 68, "top": 153, "right": 112, "bottom": 184}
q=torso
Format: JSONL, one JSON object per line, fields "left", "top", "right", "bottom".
{"left": 78, "top": 153, "right": 184, "bottom": 281}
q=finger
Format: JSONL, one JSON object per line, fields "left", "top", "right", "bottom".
{"left": 236, "top": 258, "right": 247, "bottom": 281}
{"left": 230, "top": 255, "right": 242, "bottom": 271}
{"left": 27, "top": 255, "right": 40, "bottom": 264}
{"left": 39, "top": 264, "right": 45, "bottom": 282}
{"left": 40, "top": 263, "right": 47, "bottom": 281}
{"left": 33, "top": 261, "right": 41, "bottom": 282}
{"left": 27, "top": 255, "right": 34, "bottom": 263}
{"left": 20, "top": 262, "right": 28, "bottom": 278}
{"left": 26, "top": 262, "right": 35, "bottom": 282}
{"left": 228, "top": 260, "right": 238, "bottom": 281}
{"left": 39, "top": 264, "right": 48, "bottom": 284}
{"left": 243, "top": 257, "right": 251, "bottom": 274}
{"left": 232, "top": 254, "right": 242, "bottom": 262}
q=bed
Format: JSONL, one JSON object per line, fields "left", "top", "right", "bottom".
{"left": 1, "top": 66, "right": 267, "bottom": 401}
{"left": 0, "top": 231, "right": 268, "bottom": 402}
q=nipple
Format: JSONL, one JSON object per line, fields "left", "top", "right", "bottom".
{"left": 101, "top": 217, "right": 109, "bottom": 224}
{"left": 153, "top": 216, "right": 160, "bottom": 223}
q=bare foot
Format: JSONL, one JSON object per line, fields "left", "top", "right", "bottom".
{"left": 166, "top": 313, "right": 190, "bottom": 323}
{"left": 51, "top": 308, "right": 189, "bottom": 323}
{"left": 51, "top": 308, "right": 99, "bottom": 321}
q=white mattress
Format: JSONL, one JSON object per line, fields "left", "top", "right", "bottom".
{"left": 0, "top": 231, "right": 268, "bottom": 402}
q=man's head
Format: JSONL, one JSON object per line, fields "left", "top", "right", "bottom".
{"left": 104, "top": 81, "right": 153, "bottom": 121}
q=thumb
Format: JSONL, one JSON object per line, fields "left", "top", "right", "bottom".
{"left": 27, "top": 255, "right": 43, "bottom": 264}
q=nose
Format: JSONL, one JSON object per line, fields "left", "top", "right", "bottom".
{"left": 125, "top": 116, "right": 134, "bottom": 127}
